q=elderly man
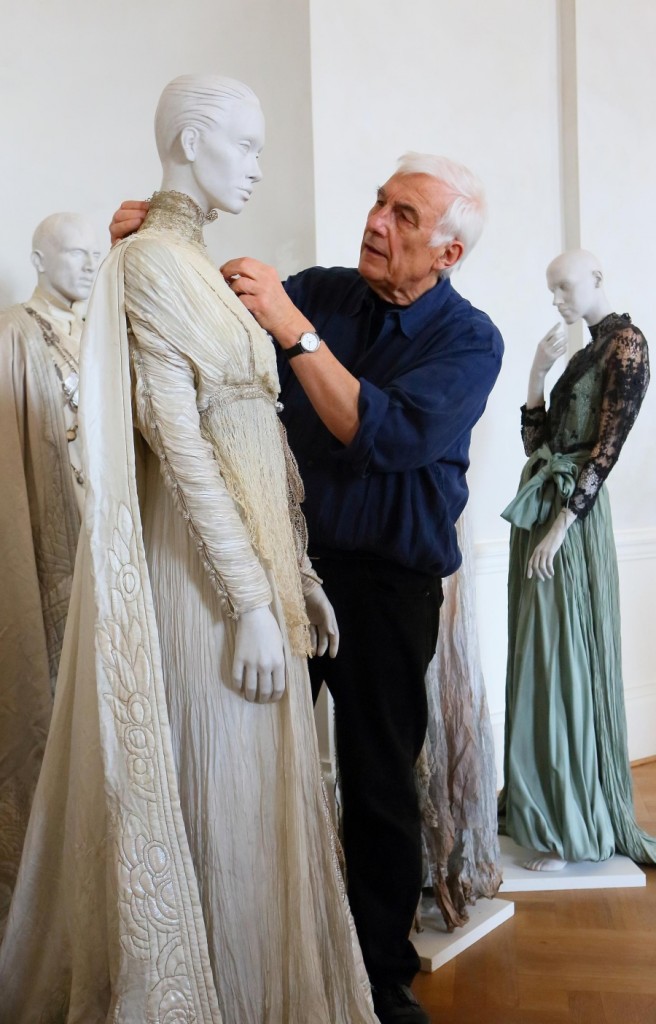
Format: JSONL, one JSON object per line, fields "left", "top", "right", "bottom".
{"left": 111, "top": 152, "right": 503, "bottom": 1024}
{"left": 0, "top": 212, "right": 101, "bottom": 933}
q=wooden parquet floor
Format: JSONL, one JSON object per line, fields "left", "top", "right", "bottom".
{"left": 412, "top": 762, "right": 656, "bottom": 1024}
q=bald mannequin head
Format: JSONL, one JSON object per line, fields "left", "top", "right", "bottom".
{"left": 546, "top": 249, "right": 611, "bottom": 327}
{"left": 31, "top": 213, "right": 101, "bottom": 306}
{"left": 155, "top": 74, "right": 264, "bottom": 216}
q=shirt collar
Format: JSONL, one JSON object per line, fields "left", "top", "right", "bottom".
{"left": 345, "top": 273, "right": 453, "bottom": 338}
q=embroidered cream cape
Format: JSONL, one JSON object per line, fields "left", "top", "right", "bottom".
{"left": 0, "top": 216, "right": 375, "bottom": 1023}
{"left": 0, "top": 303, "right": 80, "bottom": 938}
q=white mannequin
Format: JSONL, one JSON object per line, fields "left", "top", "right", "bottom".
{"left": 31, "top": 212, "right": 100, "bottom": 312}
{"left": 525, "top": 249, "right": 613, "bottom": 585}
{"left": 523, "top": 248, "right": 612, "bottom": 872}
{"left": 153, "top": 77, "right": 338, "bottom": 704}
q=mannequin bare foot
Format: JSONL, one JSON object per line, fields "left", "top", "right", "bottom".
{"left": 524, "top": 854, "right": 567, "bottom": 872}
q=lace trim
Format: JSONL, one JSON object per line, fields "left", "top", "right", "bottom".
{"left": 521, "top": 314, "right": 649, "bottom": 519}
{"left": 142, "top": 191, "right": 217, "bottom": 247}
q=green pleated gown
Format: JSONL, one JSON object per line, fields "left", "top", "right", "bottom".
{"left": 498, "top": 313, "right": 656, "bottom": 864}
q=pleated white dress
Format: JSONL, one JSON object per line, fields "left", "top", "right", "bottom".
{"left": 0, "top": 191, "right": 376, "bottom": 1024}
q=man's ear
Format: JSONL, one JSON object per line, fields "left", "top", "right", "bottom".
{"left": 180, "top": 126, "right": 201, "bottom": 162}
{"left": 433, "top": 239, "right": 464, "bottom": 273}
{"left": 31, "top": 249, "right": 45, "bottom": 273}
{"left": 593, "top": 268, "right": 603, "bottom": 288}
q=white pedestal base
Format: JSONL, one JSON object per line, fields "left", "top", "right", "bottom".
{"left": 411, "top": 897, "right": 514, "bottom": 973}
{"left": 498, "top": 834, "right": 646, "bottom": 892}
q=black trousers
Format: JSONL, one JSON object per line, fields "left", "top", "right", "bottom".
{"left": 308, "top": 553, "right": 442, "bottom": 987}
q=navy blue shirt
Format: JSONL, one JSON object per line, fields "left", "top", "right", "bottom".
{"left": 279, "top": 267, "right": 503, "bottom": 577}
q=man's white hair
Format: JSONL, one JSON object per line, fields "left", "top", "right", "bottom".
{"left": 396, "top": 152, "right": 487, "bottom": 276}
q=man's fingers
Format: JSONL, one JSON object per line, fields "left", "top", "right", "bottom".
{"left": 221, "top": 257, "right": 257, "bottom": 280}
{"left": 119, "top": 200, "right": 150, "bottom": 213}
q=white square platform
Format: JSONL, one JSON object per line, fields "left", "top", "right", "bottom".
{"left": 498, "top": 834, "right": 646, "bottom": 892}
{"left": 411, "top": 896, "right": 514, "bottom": 972}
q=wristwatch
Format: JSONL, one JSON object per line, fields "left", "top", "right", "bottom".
{"left": 283, "top": 330, "right": 322, "bottom": 359}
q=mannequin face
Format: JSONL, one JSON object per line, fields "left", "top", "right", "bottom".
{"left": 187, "top": 99, "right": 265, "bottom": 215}
{"left": 33, "top": 218, "right": 101, "bottom": 304}
{"left": 546, "top": 254, "right": 602, "bottom": 325}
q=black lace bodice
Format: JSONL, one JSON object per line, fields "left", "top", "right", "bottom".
{"left": 521, "top": 313, "right": 649, "bottom": 518}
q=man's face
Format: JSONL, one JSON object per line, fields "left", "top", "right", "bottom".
{"left": 39, "top": 220, "right": 101, "bottom": 304}
{"left": 546, "top": 255, "right": 599, "bottom": 325}
{"left": 358, "top": 173, "right": 455, "bottom": 305}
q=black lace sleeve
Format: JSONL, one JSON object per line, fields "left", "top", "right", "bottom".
{"left": 521, "top": 403, "right": 548, "bottom": 456}
{"left": 570, "top": 325, "right": 650, "bottom": 519}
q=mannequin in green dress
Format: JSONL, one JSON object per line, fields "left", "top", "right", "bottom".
{"left": 499, "top": 249, "right": 654, "bottom": 871}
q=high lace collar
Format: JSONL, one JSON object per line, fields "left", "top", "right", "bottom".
{"left": 589, "top": 311, "right": 631, "bottom": 343}
{"left": 141, "top": 190, "right": 217, "bottom": 246}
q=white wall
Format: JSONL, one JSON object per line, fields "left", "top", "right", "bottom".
{"left": 309, "top": 0, "right": 656, "bottom": 773}
{"left": 0, "top": 0, "right": 315, "bottom": 307}
{"left": 3, "top": 0, "right": 654, "bottom": 771}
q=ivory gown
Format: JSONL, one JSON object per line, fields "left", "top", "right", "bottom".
{"left": 0, "top": 191, "right": 376, "bottom": 1024}
{"left": 0, "top": 292, "right": 83, "bottom": 938}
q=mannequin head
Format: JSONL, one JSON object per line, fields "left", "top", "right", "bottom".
{"left": 155, "top": 74, "right": 265, "bottom": 215}
{"left": 31, "top": 213, "right": 101, "bottom": 306}
{"left": 546, "top": 249, "right": 611, "bottom": 327}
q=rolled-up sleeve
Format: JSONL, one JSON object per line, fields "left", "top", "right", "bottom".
{"left": 337, "top": 337, "right": 502, "bottom": 476}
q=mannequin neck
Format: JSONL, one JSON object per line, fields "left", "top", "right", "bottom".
{"left": 583, "top": 291, "right": 613, "bottom": 327}
{"left": 159, "top": 167, "right": 212, "bottom": 216}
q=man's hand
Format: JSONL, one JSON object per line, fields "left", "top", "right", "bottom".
{"left": 109, "top": 200, "right": 150, "bottom": 246}
{"left": 232, "top": 605, "right": 286, "bottom": 702}
{"left": 304, "top": 585, "right": 339, "bottom": 658}
{"left": 220, "top": 257, "right": 312, "bottom": 344}
{"left": 527, "top": 508, "right": 576, "bottom": 581}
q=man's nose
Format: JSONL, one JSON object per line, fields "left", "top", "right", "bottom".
{"left": 250, "top": 158, "right": 263, "bottom": 183}
{"left": 367, "top": 206, "right": 389, "bottom": 234}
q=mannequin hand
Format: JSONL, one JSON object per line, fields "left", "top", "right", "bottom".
{"left": 527, "top": 509, "right": 576, "bottom": 580}
{"left": 233, "top": 605, "right": 286, "bottom": 703}
{"left": 220, "top": 257, "right": 312, "bottom": 343}
{"left": 109, "top": 200, "right": 150, "bottom": 245}
{"left": 532, "top": 322, "right": 568, "bottom": 375}
{"left": 304, "top": 585, "right": 339, "bottom": 658}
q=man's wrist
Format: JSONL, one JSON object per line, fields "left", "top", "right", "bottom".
{"left": 276, "top": 317, "right": 317, "bottom": 350}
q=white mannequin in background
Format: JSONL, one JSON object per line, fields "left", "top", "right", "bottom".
{"left": 24, "top": 212, "right": 100, "bottom": 509}
{"left": 524, "top": 250, "right": 613, "bottom": 594}
{"left": 0, "top": 213, "right": 100, "bottom": 937}
{"left": 499, "top": 248, "right": 654, "bottom": 874}
{"left": 0, "top": 76, "right": 376, "bottom": 1024}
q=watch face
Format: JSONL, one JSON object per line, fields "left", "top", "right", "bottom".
{"left": 300, "top": 331, "right": 321, "bottom": 352}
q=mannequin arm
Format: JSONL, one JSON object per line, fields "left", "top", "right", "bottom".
{"left": 527, "top": 322, "right": 567, "bottom": 407}
{"left": 110, "top": 201, "right": 150, "bottom": 245}
{"left": 526, "top": 507, "right": 577, "bottom": 580}
{"left": 304, "top": 584, "right": 339, "bottom": 658}
{"left": 233, "top": 606, "right": 286, "bottom": 702}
